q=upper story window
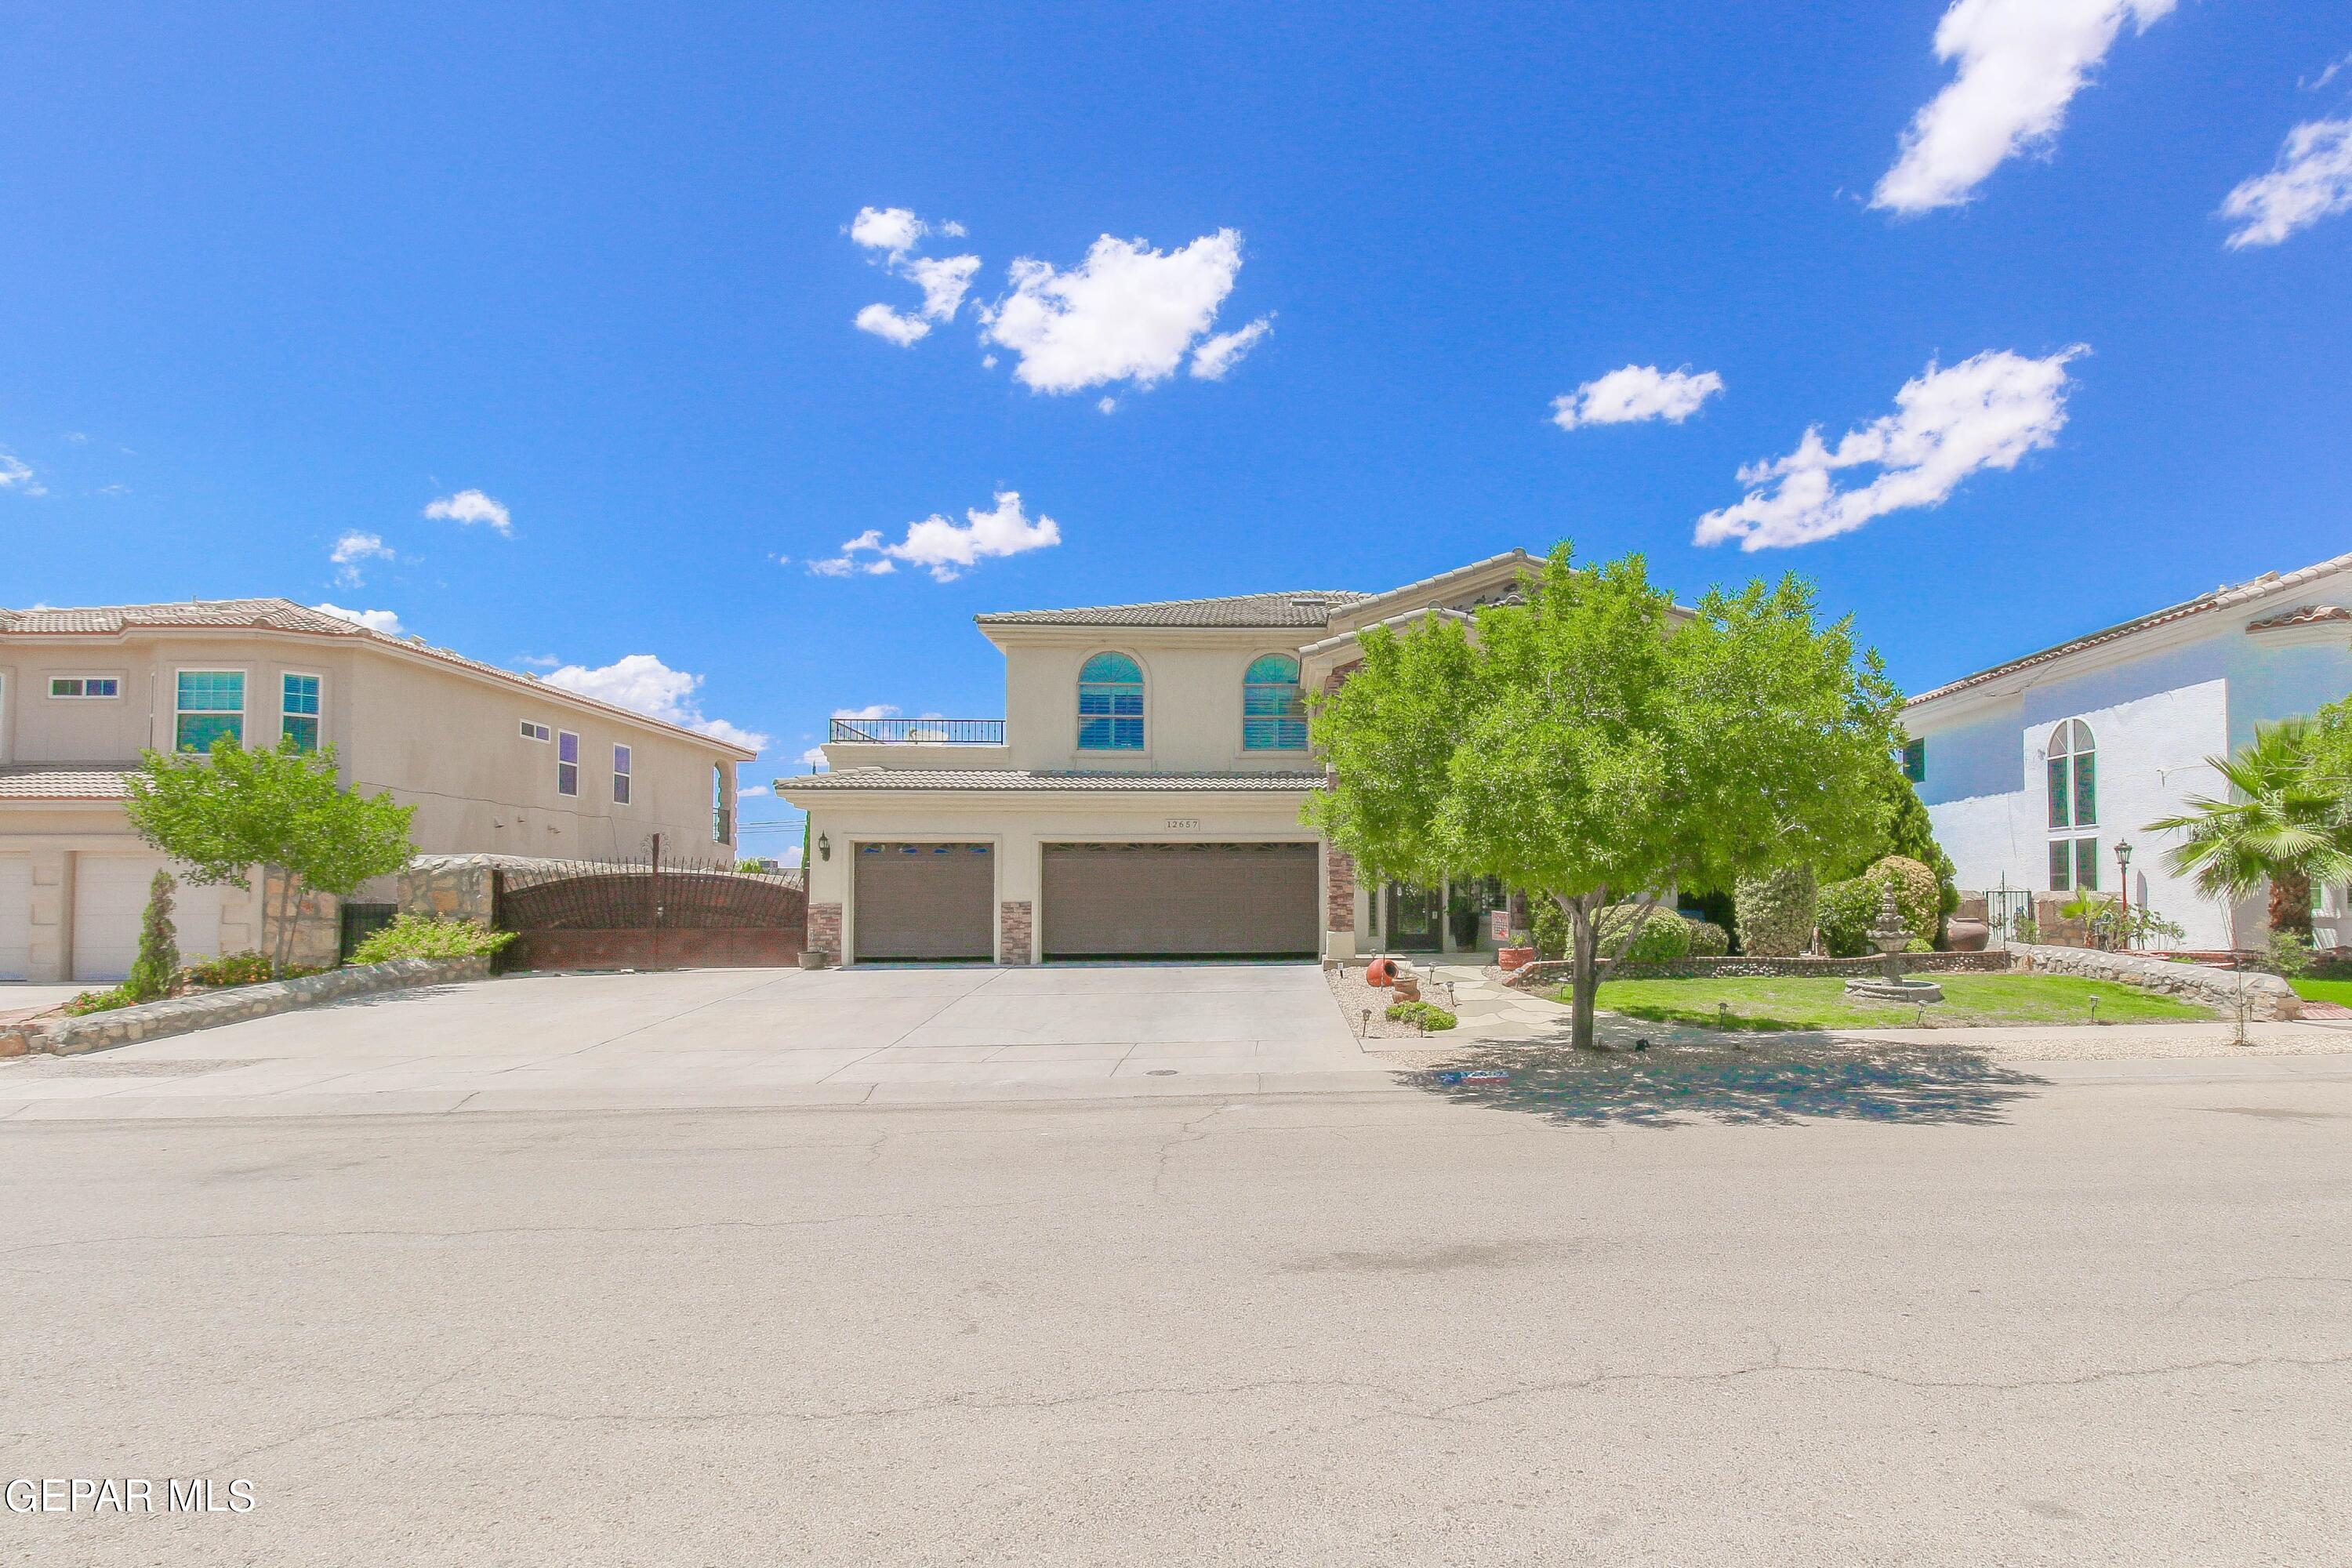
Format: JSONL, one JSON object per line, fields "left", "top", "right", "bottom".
{"left": 2046, "top": 720, "right": 2096, "bottom": 830}
{"left": 175, "top": 670, "right": 245, "bottom": 753}
{"left": 1900, "top": 737, "right": 1926, "bottom": 783}
{"left": 1242, "top": 654, "right": 1308, "bottom": 751}
{"left": 1077, "top": 652, "right": 1145, "bottom": 751}
{"left": 557, "top": 731, "right": 579, "bottom": 797}
{"left": 613, "top": 744, "right": 633, "bottom": 805}
{"left": 49, "top": 677, "right": 121, "bottom": 699}
{"left": 713, "top": 764, "right": 732, "bottom": 844}
{"left": 281, "top": 673, "right": 321, "bottom": 753}
{"left": 519, "top": 720, "right": 550, "bottom": 742}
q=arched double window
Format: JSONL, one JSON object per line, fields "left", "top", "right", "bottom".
{"left": 1242, "top": 654, "right": 1308, "bottom": 751}
{"left": 2046, "top": 719, "right": 2098, "bottom": 891}
{"left": 1077, "top": 652, "right": 1145, "bottom": 750}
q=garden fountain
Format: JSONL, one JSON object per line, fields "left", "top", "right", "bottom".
{"left": 1842, "top": 885, "right": 1944, "bottom": 1005}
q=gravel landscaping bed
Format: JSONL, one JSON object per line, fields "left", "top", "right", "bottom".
{"left": 1327, "top": 964, "right": 1457, "bottom": 1039}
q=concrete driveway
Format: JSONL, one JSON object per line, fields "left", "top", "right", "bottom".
{"left": 0, "top": 964, "right": 1386, "bottom": 1120}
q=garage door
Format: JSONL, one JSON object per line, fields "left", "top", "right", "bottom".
{"left": 852, "top": 843, "right": 995, "bottom": 962}
{"left": 71, "top": 856, "right": 226, "bottom": 982}
{"left": 1041, "top": 843, "right": 1319, "bottom": 961}
{"left": 0, "top": 855, "right": 29, "bottom": 982}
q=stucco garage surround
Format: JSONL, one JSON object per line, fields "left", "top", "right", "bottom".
{"left": 793, "top": 779, "right": 1330, "bottom": 966}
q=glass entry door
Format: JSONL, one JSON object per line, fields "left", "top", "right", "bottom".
{"left": 1384, "top": 883, "right": 1444, "bottom": 952}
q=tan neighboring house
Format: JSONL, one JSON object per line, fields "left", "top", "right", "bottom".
{"left": 779, "top": 551, "right": 1546, "bottom": 967}
{"left": 0, "top": 599, "right": 754, "bottom": 983}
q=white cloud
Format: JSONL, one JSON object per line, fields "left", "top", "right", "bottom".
{"left": 328, "top": 529, "right": 394, "bottom": 586}
{"left": 1551, "top": 364, "right": 1725, "bottom": 430}
{"left": 902, "top": 253, "right": 980, "bottom": 321}
{"left": 2220, "top": 118, "right": 2352, "bottom": 249}
{"left": 808, "top": 530, "right": 898, "bottom": 576}
{"left": 1695, "top": 346, "right": 2085, "bottom": 552}
{"left": 833, "top": 705, "right": 899, "bottom": 721}
{"left": 840, "top": 491, "right": 1062, "bottom": 583}
{"left": 798, "top": 746, "right": 830, "bottom": 769}
{"left": 854, "top": 303, "right": 932, "bottom": 346}
{"left": 2303, "top": 53, "right": 2352, "bottom": 93}
{"left": 980, "top": 229, "right": 1247, "bottom": 394}
{"left": 62, "top": 430, "right": 88, "bottom": 443}
{"left": 0, "top": 453, "right": 41, "bottom": 495}
{"left": 313, "top": 602, "right": 405, "bottom": 635}
{"left": 424, "top": 488, "right": 513, "bottom": 535}
{"left": 1097, "top": 397, "right": 1117, "bottom": 415}
{"left": 1873, "top": 0, "right": 2176, "bottom": 215}
{"left": 737, "top": 784, "right": 771, "bottom": 798}
{"left": 543, "top": 654, "right": 771, "bottom": 753}
{"left": 848, "top": 205, "right": 927, "bottom": 259}
{"left": 1189, "top": 314, "right": 1273, "bottom": 380}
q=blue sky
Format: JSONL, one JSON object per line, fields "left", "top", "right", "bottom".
{"left": 5, "top": 2, "right": 2348, "bottom": 853}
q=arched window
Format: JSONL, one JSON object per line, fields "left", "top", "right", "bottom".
{"left": 2046, "top": 719, "right": 2097, "bottom": 891}
{"left": 1077, "top": 652, "right": 1145, "bottom": 750}
{"left": 1242, "top": 654, "right": 1308, "bottom": 750}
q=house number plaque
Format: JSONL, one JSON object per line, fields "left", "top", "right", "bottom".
{"left": 1164, "top": 818, "right": 1200, "bottom": 830}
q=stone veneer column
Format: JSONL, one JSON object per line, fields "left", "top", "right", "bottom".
{"left": 808, "top": 902, "right": 843, "bottom": 960}
{"left": 999, "top": 900, "right": 1033, "bottom": 966}
{"left": 1325, "top": 846, "right": 1356, "bottom": 934}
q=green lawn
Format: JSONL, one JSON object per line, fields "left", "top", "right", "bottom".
{"left": 1571, "top": 975, "right": 2217, "bottom": 1031}
{"left": 2291, "top": 978, "right": 2352, "bottom": 1006}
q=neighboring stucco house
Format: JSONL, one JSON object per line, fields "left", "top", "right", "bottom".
{"left": 0, "top": 599, "right": 753, "bottom": 982}
{"left": 1904, "top": 551, "right": 2352, "bottom": 951}
{"left": 779, "top": 552, "right": 1544, "bottom": 967}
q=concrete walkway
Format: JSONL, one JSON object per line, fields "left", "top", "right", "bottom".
{"left": 0, "top": 964, "right": 1396, "bottom": 1121}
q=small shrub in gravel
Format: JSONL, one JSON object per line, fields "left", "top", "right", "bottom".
{"left": 350, "top": 916, "right": 516, "bottom": 964}
{"left": 1385, "top": 1000, "right": 1457, "bottom": 1031}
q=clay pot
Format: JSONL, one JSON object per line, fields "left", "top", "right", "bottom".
{"left": 1944, "top": 919, "right": 1990, "bottom": 953}
{"left": 1364, "top": 957, "right": 1399, "bottom": 988}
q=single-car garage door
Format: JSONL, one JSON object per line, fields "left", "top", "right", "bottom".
{"left": 1041, "top": 843, "right": 1319, "bottom": 961}
{"left": 0, "top": 855, "right": 30, "bottom": 982}
{"left": 72, "top": 856, "right": 226, "bottom": 982}
{"left": 853, "top": 843, "right": 995, "bottom": 962}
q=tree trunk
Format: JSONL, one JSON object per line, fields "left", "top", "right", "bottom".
{"left": 270, "top": 865, "right": 297, "bottom": 975}
{"left": 2268, "top": 869, "right": 2312, "bottom": 941}
{"left": 1563, "top": 893, "right": 1600, "bottom": 1052}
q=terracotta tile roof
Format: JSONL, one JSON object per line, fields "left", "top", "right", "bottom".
{"left": 2245, "top": 603, "right": 2352, "bottom": 632}
{"left": 0, "top": 597, "right": 757, "bottom": 757}
{"left": 0, "top": 764, "right": 133, "bottom": 800}
{"left": 975, "top": 592, "right": 1372, "bottom": 629}
{"left": 779, "top": 769, "right": 1325, "bottom": 793}
{"left": 1907, "top": 550, "right": 2352, "bottom": 707}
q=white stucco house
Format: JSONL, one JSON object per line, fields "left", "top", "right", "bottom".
{"left": 776, "top": 552, "right": 1544, "bottom": 967}
{"left": 1904, "top": 550, "right": 2352, "bottom": 951}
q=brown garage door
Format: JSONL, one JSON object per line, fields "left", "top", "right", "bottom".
{"left": 1040, "top": 843, "right": 1319, "bottom": 960}
{"left": 853, "top": 843, "right": 995, "bottom": 962}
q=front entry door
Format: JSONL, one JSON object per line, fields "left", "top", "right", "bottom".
{"left": 1384, "top": 883, "right": 1443, "bottom": 952}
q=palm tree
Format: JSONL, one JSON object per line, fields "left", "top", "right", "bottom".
{"left": 2145, "top": 720, "right": 2348, "bottom": 946}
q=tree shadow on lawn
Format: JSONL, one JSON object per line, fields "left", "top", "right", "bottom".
{"left": 1408, "top": 1029, "right": 2046, "bottom": 1129}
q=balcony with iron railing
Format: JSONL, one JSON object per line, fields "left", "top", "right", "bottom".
{"left": 826, "top": 717, "right": 1006, "bottom": 745}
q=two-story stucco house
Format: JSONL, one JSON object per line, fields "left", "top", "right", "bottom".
{"left": 0, "top": 599, "right": 753, "bottom": 982}
{"left": 1904, "top": 550, "right": 2352, "bottom": 952}
{"left": 778, "top": 552, "right": 1542, "bottom": 967}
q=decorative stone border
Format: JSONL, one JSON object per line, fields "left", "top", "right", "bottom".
{"left": 1501, "top": 952, "right": 2014, "bottom": 989}
{"left": 2009, "top": 942, "right": 2301, "bottom": 1021}
{"left": 0, "top": 956, "right": 493, "bottom": 1059}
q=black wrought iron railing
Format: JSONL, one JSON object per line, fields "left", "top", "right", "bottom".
{"left": 826, "top": 717, "right": 1006, "bottom": 745}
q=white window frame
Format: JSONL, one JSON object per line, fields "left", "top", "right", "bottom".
{"left": 279, "top": 670, "right": 324, "bottom": 752}
{"left": 612, "top": 743, "right": 633, "bottom": 806}
{"left": 712, "top": 763, "right": 732, "bottom": 846}
{"left": 172, "top": 667, "right": 249, "bottom": 753}
{"left": 557, "top": 730, "right": 580, "bottom": 797}
{"left": 519, "top": 720, "right": 550, "bottom": 742}
{"left": 48, "top": 675, "right": 124, "bottom": 700}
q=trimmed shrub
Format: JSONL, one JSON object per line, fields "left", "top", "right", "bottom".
{"left": 125, "top": 871, "right": 180, "bottom": 1004}
{"left": 1682, "top": 917, "right": 1731, "bottom": 957}
{"left": 181, "top": 951, "right": 321, "bottom": 989}
{"left": 1871, "top": 856, "right": 1941, "bottom": 947}
{"left": 1532, "top": 899, "right": 1694, "bottom": 963}
{"left": 1818, "top": 857, "right": 1940, "bottom": 956}
{"left": 1530, "top": 897, "right": 1569, "bottom": 961}
{"left": 1385, "top": 1000, "right": 1457, "bottom": 1031}
{"left": 1816, "top": 877, "right": 1880, "bottom": 958}
{"left": 1734, "top": 865, "right": 1817, "bottom": 957}
{"left": 350, "top": 916, "right": 516, "bottom": 965}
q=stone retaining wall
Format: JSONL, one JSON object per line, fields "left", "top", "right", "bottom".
{"left": 2009, "top": 942, "right": 2301, "bottom": 1021}
{"left": 1502, "top": 951, "right": 2016, "bottom": 989}
{"left": 0, "top": 956, "right": 492, "bottom": 1058}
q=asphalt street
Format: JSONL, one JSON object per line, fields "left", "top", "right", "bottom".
{"left": 5, "top": 1053, "right": 2349, "bottom": 1566}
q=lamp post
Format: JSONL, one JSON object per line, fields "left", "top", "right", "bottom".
{"left": 2114, "top": 838, "right": 2133, "bottom": 947}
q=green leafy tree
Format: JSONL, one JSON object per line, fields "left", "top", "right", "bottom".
{"left": 1307, "top": 545, "right": 1901, "bottom": 1050}
{"left": 123, "top": 736, "right": 418, "bottom": 974}
{"left": 2145, "top": 720, "right": 2347, "bottom": 948}
{"left": 125, "top": 869, "right": 180, "bottom": 1003}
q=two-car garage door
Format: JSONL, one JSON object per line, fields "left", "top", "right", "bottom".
{"left": 1041, "top": 844, "right": 1318, "bottom": 961}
